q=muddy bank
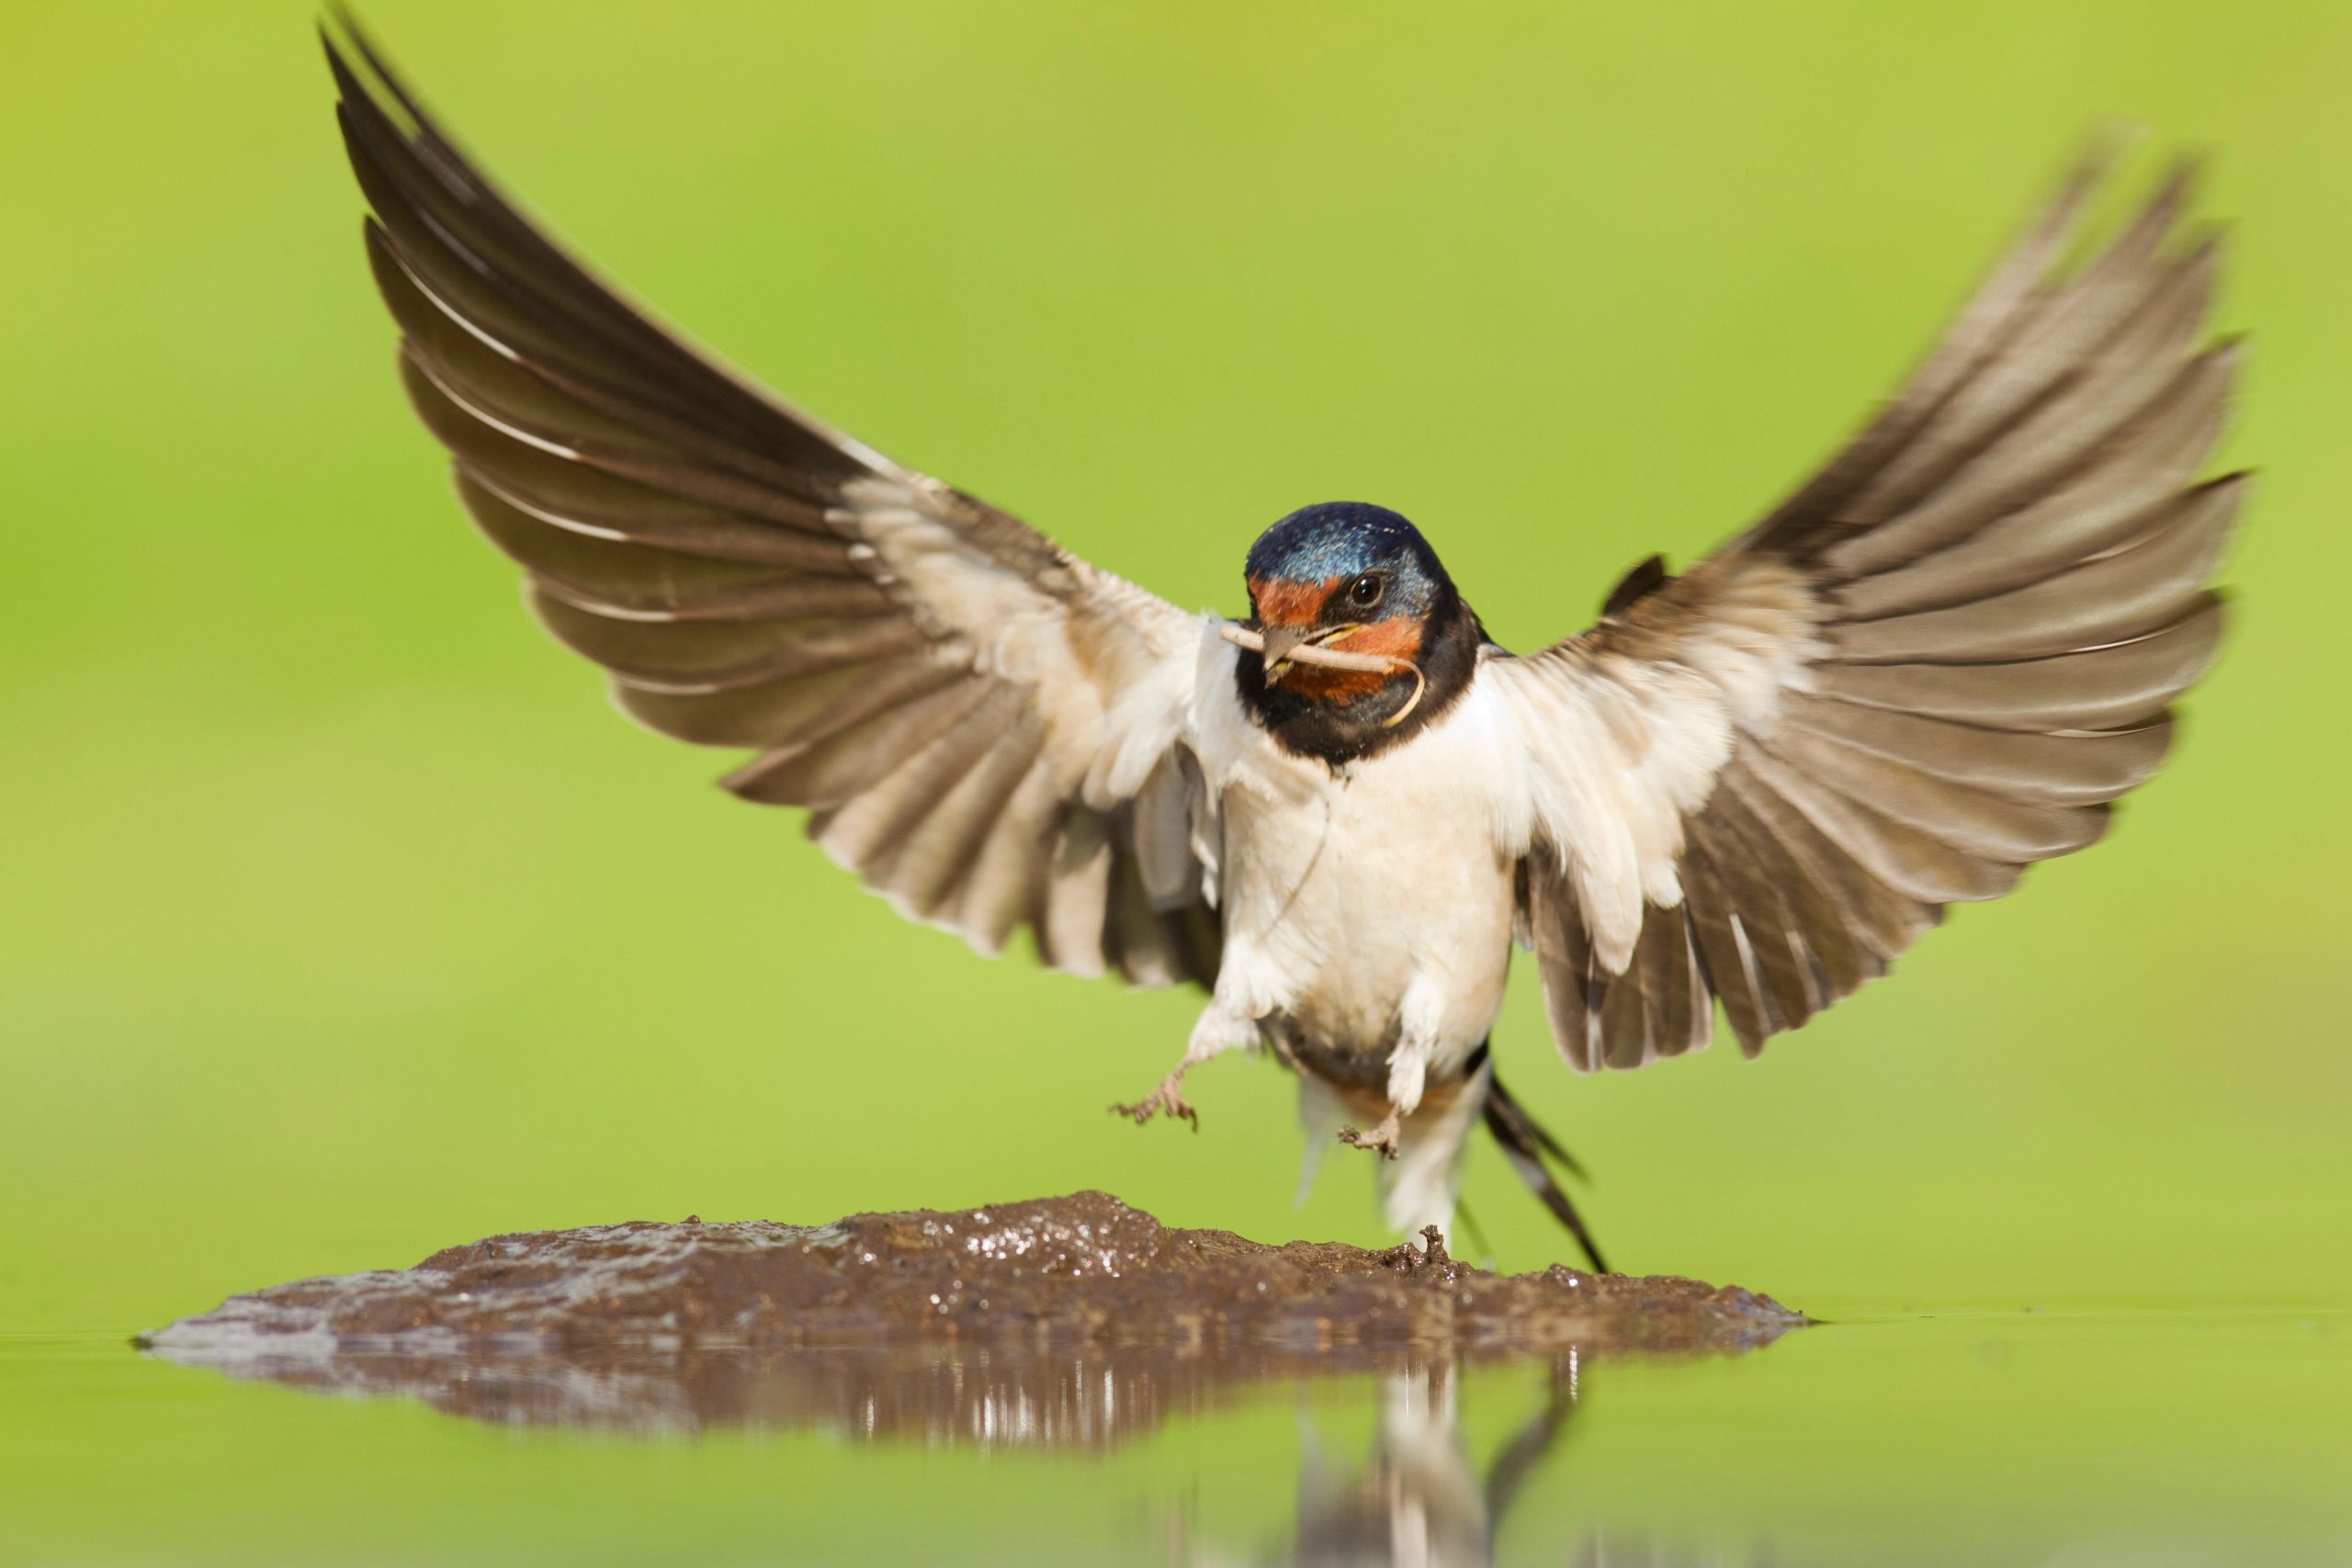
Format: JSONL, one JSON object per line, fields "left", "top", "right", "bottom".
{"left": 143, "top": 1190, "right": 1801, "bottom": 1362}
{"left": 140, "top": 1191, "right": 1801, "bottom": 1439}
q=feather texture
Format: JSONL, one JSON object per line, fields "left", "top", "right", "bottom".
{"left": 327, "top": 24, "right": 1218, "bottom": 987}
{"left": 1488, "top": 149, "right": 2243, "bottom": 1071}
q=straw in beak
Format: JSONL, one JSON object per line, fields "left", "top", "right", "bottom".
{"left": 1219, "top": 622, "right": 1429, "bottom": 728}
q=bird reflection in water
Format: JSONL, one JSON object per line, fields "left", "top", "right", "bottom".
{"left": 1216, "top": 1354, "right": 1758, "bottom": 1567}
{"left": 1253, "top": 1357, "right": 1573, "bottom": 1567}
{"left": 148, "top": 1332, "right": 1778, "bottom": 1564}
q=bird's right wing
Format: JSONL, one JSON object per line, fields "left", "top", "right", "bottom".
{"left": 325, "top": 25, "right": 1223, "bottom": 987}
{"left": 1477, "top": 151, "right": 2243, "bottom": 1071}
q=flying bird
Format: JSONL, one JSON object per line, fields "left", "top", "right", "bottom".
{"left": 323, "top": 24, "right": 2242, "bottom": 1272}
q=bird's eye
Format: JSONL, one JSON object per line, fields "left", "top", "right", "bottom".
{"left": 1347, "top": 573, "right": 1385, "bottom": 610}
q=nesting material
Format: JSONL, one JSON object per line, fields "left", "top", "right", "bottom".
{"left": 1219, "top": 622, "right": 1429, "bottom": 727}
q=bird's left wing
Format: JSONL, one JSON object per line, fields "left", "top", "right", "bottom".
{"left": 1479, "top": 152, "right": 2243, "bottom": 1071}
{"left": 325, "top": 28, "right": 1220, "bottom": 987}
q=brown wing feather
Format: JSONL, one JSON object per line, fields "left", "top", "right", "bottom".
{"left": 1502, "top": 148, "right": 2243, "bottom": 1068}
{"left": 325, "top": 24, "right": 1216, "bottom": 987}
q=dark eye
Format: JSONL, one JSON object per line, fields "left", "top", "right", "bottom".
{"left": 1347, "top": 573, "right": 1386, "bottom": 610}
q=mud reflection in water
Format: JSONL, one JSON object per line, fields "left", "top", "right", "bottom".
{"left": 140, "top": 1193, "right": 1801, "bottom": 1562}
{"left": 143, "top": 1337, "right": 1770, "bottom": 1564}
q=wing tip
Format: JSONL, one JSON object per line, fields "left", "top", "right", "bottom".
{"left": 322, "top": 6, "right": 427, "bottom": 129}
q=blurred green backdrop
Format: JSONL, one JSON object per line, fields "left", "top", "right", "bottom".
{"left": 4, "top": 0, "right": 2347, "bottom": 1338}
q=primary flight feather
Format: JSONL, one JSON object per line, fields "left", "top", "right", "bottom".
{"left": 325, "top": 23, "right": 2241, "bottom": 1271}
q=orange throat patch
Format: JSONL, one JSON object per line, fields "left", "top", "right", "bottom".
{"left": 1284, "top": 619, "right": 1423, "bottom": 703}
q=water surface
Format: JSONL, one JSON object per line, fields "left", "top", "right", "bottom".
{"left": 7, "top": 1302, "right": 2347, "bottom": 1564}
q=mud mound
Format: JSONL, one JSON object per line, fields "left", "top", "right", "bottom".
{"left": 142, "top": 1190, "right": 1801, "bottom": 1362}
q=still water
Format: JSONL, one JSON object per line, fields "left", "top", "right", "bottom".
{"left": 6, "top": 1305, "right": 2348, "bottom": 1565}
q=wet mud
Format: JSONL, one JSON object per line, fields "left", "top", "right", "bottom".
{"left": 140, "top": 1191, "right": 1801, "bottom": 1456}
{"left": 143, "top": 1190, "right": 1800, "bottom": 1360}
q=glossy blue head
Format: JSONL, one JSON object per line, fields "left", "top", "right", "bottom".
{"left": 1242, "top": 502, "right": 1456, "bottom": 639}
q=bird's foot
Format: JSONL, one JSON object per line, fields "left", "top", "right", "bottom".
{"left": 1339, "top": 1109, "right": 1403, "bottom": 1161}
{"left": 1112, "top": 1075, "right": 1199, "bottom": 1131}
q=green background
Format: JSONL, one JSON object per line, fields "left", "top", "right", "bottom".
{"left": 6, "top": 0, "right": 2349, "bottom": 1345}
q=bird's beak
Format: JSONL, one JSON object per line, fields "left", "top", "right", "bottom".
{"left": 1258, "top": 624, "right": 1314, "bottom": 684}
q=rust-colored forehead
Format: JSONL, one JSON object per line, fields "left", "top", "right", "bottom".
{"left": 1249, "top": 575, "right": 1341, "bottom": 626}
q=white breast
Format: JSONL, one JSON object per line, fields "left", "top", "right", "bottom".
{"left": 1189, "top": 644, "right": 1524, "bottom": 1081}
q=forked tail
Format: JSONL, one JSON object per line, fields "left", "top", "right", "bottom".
{"left": 1470, "top": 1044, "right": 1610, "bottom": 1274}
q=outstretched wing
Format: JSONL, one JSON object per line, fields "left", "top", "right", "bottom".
{"left": 325, "top": 27, "right": 1220, "bottom": 987}
{"left": 1483, "top": 152, "right": 2243, "bottom": 1070}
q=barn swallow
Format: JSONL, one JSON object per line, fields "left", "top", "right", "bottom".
{"left": 324, "top": 23, "right": 2241, "bottom": 1272}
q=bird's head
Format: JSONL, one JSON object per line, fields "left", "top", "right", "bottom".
{"left": 1242, "top": 502, "right": 1456, "bottom": 692}
{"left": 1236, "top": 502, "right": 1478, "bottom": 761}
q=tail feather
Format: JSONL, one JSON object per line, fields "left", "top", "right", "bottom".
{"left": 1295, "top": 1044, "right": 1611, "bottom": 1273}
{"left": 1379, "top": 1060, "right": 1490, "bottom": 1235}
{"left": 1476, "top": 1050, "right": 1610, "bottom": 1274}
{"left": 1297, "top": 1060, "right": 1494, "bottom": 1237}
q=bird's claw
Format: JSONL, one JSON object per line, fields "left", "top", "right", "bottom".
{"left": 1339, "top": 1111, "right": 1403, "bottom": 1161}
{"left": 1113, "top": 1077, "right": 1200, "bottom": 1131}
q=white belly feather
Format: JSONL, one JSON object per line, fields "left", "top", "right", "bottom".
{"left": 1190, "top": 646, "right": 1524, "bottom": 1094}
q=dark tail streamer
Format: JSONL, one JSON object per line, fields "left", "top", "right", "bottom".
{"left": 1472, "top": 1044, "right": 1610, "bottom": 1273}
